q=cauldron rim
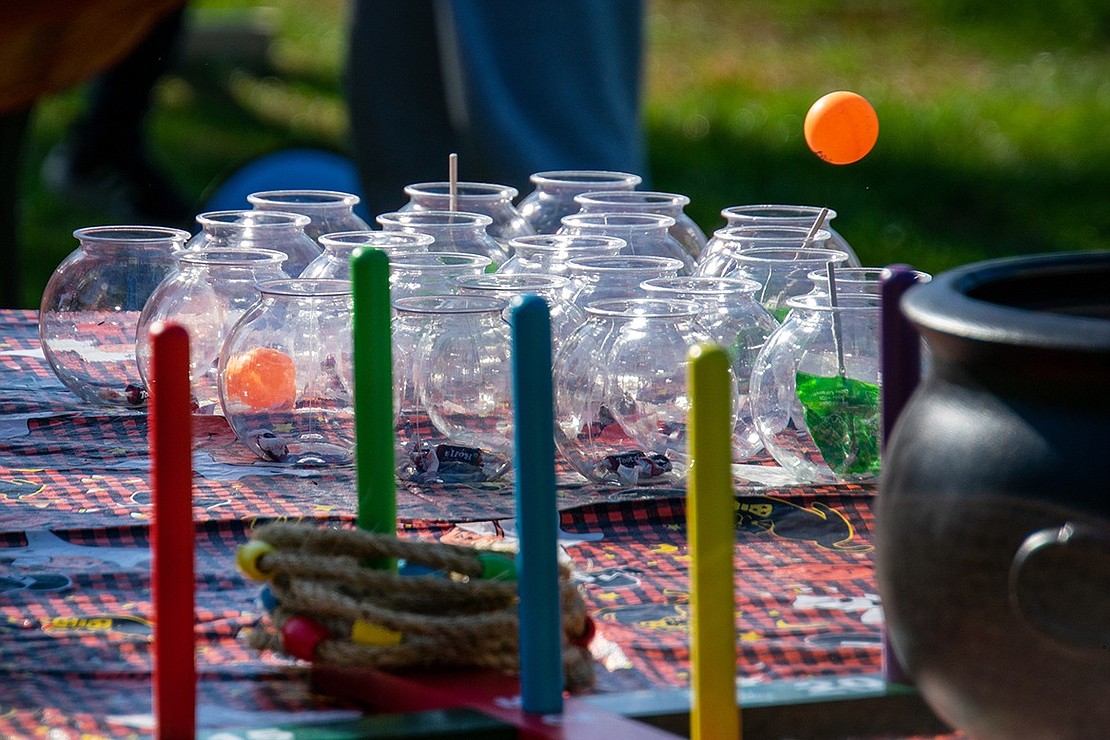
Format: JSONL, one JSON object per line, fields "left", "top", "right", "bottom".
{"left": 901, "top": 251, "right": 1110, "bottom": 353}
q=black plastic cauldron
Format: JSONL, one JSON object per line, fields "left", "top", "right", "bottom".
{"left": 877, "top": 251, "right": 1110, "bottom": 739}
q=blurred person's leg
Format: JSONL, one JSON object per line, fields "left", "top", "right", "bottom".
{"left": 0, "top": 107, "right": 30, "bottom": 307}
{"left": 41, "top": 7, "right": 191, "bottom": 226}
{"left": 345, "top": 0, "right": 460, "bottom": 217}
{"left": 443, "top": 0, "right": 647, "bottom": 194}
{"left": 345, "top": 0, "right": 647, "bottom": 216}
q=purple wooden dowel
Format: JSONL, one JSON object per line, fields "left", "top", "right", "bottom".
{"left": 881, "top": 265, "right": 923, "bottom": 445}
{"left": 879, "top": 264, "right": 924, "bottom": 685}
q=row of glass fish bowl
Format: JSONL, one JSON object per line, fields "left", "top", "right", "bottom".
{"left": 178, "top": 171, "right": 862, "bottom": 283}
{"left": 37, "top": 171, "right": 883, "bottom": 479}
{"left": 237, "top": 167, "right": 861, "bottom": 275}
{"left": 391, "top": 270, "right": 892, "bottom": 488}
{"left": 45, "top": 254, "right": 890, "bottom": 481}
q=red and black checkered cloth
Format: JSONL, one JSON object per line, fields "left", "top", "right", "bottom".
{"left": 1, "top": 309, "right": 890, "bottom": 737}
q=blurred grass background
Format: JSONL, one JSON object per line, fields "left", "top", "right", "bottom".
{"left": 14, "top": 0, "right": 1110, "bottom": 308}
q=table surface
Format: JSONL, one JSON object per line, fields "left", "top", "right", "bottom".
{"left": 0, "top": 309, "right": 950, "bottom": 738}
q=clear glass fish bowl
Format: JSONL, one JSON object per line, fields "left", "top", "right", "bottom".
{"left": 300, "top": 231, "right": 434, "bottom": 280}
{"left": 573, "top": 190, "right": 706, "bottom": 262}
{"left": 497, "top": 234, "right": 627, "bottom": 278}
{"left": 694, "top": 230, "right": 848, "bottom": 321}
{"left": 717, "top": 204, "right": 860, "bottom": 266}
{"left": 640, "top": 276, "right": 779, "bottom": 461}
{"left": 517, "top": 170, "right": 642, "bottom": 234}
{"left": 136, "top": 248, "right": 289, "bottom": 414}
{"left": 388, "top": 252, "right": 493, "bottom": 299}
{"left": 558, "top": 212, "right": 693, "bottom": 274}
{"left": 247, "top": 189, "right": 371, "bottom": 240}
{"left": 749, "top": 293, "right": 882, "bottom": 483}
{"left": 377, "top": 210, "right": 508, "bottom": 267}
{"left": 187, "top": 210, "right": 321, "bottom": 278}
{"left": 452, "top": 273, "right": 585, "bottom": 352}
{"left": 400, "top": 181, "right": 535, "bottom": 251}
{"left": 39, "top": 225, "right": 190, "bottom": 407}
{"left": 564, "top": 255, "right": 684, "bottom": 311}
{"left": 218, "top": 278, "right": 355, "bottom": 467}
{"left": 392, "top": 295, "right": 513, "bottom": 483}
{"left": 553, "top": 298, "right": 729, "bottom": 485}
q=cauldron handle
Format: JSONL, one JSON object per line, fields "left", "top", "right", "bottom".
{"left": 1009, "top": 522, "right": 1110, "bottom": 650}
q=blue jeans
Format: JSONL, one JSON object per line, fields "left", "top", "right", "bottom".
{"left": 345, "top": 0, "right": 647, "bottom": 216}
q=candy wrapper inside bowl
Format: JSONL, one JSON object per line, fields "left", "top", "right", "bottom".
{"left": 553, "top": 297, "right": 736, "bottom": 485}
{"left": 391, "top": 294, "right": 514, "bottom": 483}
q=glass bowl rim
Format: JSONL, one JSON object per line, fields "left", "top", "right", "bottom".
{"left": 720, "top": 204, "right": 840, "bottom": 222}
{"left": 247, "top": 189, "right": 361, "bottom": 207}
{"left": 452, "top": 273, "right": 571, "bottom": 291}
{"left": 391, "top": 294, "right": 509, "bottom": 315}
{"left": 178, "top": 247, "right": 288, "bottom": 266}
{"left": 257, "top": 278, "right": 353, "bottom": 297}
{"left": 560, "top": 212, "right": 677, "bottom": 229}
{"left": 403, "top": 181, "right": 519, "bottom": 200}
{"left": 507, "top": 234, "right": 628, "bottom": 252}
{"left": 573, "top": 190, "right": 691, "bottom": 208}
{"left": 73, "top": 225, "right": 191, "bottom": 244}
{"left": 318, "top": 231, "right": 435, "bottom": 250}
{"left": 528, "top": 169, "right": 643, "bottom": 188}
{"left": 377, "top": 210, "right": 494, "bottom": 228}
{"left": 640, "top": 275, "right": 762, "bottom": 296}
{"left": 583, "top": 297, "right": 703, "bottom": 319}
{"left": 388, "top": 251, "right": 493, "bottom": 270}
{"left": 564, "top": 254, "right": 686, "bottom": 272}
{"left": 196, "top": 210, "right": 312, "bottom": 229}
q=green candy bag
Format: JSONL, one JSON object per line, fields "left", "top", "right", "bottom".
{"left": 795, "top": 371, "right": 880, "bottom": 477}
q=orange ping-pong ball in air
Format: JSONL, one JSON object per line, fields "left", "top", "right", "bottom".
{"left": 804, "top": 91, "right": 879, "bottom": 165}
{"left": 223, "top": 346, "right": 297, "bottom": 410}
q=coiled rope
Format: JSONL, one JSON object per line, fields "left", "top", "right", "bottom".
{"left": 237, "top": 521, "right": 595, "bottom": 691}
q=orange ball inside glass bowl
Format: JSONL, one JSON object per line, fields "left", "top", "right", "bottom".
{"left": 223, "top": 346, "right": 297, "bottom": 410}
{"left": 804, "top": 91, "right": 879, "bottom": 165}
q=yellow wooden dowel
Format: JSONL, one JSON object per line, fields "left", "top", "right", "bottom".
{"left": 687, "top": 343, "right": 741, "bottom": 739}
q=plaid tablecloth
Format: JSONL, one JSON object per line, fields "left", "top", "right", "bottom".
{"left": 1, "top": 309, "right": 894, "bottom": 737}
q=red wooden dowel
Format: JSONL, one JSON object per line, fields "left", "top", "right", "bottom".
{"left": 312, "top": 665, "right": 682, "bottom": 739}
{"left": 148, "top": 320, "right": 196, "bottom": 739}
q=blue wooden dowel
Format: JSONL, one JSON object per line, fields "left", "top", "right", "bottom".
{"left": 510, "top": 294, "right": 564, "bottom": 715}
